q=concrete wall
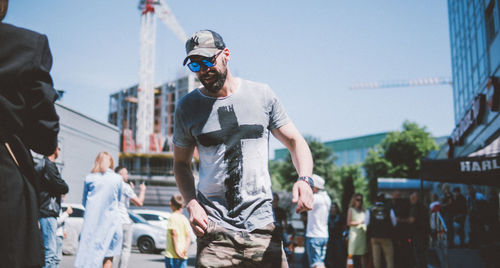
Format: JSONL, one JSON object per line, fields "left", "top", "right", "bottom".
{"left": 35, "top": 102, "right": 120, "bottom": 204}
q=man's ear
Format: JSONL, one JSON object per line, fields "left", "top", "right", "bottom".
{"left": 223, "top": 48, "right": 230, "bottom": 62}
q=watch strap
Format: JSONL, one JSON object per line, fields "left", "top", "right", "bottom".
{"left": 297, "top": 176, "right": 314, "bottom": 188}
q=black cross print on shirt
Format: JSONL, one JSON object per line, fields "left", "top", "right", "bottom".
{"left": 197, "top": 105, "right": 264, "bottom": 215}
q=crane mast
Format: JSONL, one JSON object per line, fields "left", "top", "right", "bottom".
{"left": 137, "top": 0, "right": 157, "bottom": 153}
{"left": 350, "top": 77, "right": 452, "bottom": 90}
{"left": 136, "top": 0, "right": 186, "bottom": 153}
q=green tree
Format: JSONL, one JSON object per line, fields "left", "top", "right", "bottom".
{"left": 337, "top": 165, "right": 368, "bottom": 212}
{"left": 363, "top": 149, "right": 390, "bottom": 202}
{"left": 269, "top": 136, "right": 339, "bottom": 195}
{"left": 269, "top": 160, "right": 286, "bottom": 191}
{"left": 363, "top": 121, "right": 438, "bottom": 202}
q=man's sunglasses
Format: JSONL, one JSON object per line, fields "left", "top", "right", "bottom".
{"left": 187, "top": 50, "right": 223, "bottom": 72}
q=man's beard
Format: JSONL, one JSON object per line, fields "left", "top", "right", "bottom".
{"left": 201, "top": 68, "right": 228, "bottom": 94}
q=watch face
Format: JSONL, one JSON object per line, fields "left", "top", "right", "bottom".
{"left": 299, "top": 176, "right": 313, "bottom": 187}
{"left": 307, "top": 177, "right": 314, "bottom": 187}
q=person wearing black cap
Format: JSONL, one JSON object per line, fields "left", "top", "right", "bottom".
{"left": 173, "top": 30, "right": 314, "bottom": 267}
{"left": 365, "top": 193, "right": 397, "bottom": 268}
{"left": 0, "top": 0, "right": 60, "bottom": 266}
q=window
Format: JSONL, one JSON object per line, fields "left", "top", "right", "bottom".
{"left": 486, "top": 0, "right": 500, "bottom": 45}
{"left": 139, "top": 214, "right": 161, "bottom": 221}
{"left": 62, "top": 207, "right": 85, "bottom": 218}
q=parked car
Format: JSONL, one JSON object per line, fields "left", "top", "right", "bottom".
{"left": 132, "top": 209, "right": 171, "bottom": 229}
{"left": 61, "top": 204, "right": 167, "bottom": 255}
{"left": 132, "top": 209, "right": 197, "bottom": 243}
{"left": 129, "top": 211, "right": 167, "bottom": 253}
{"left": 61, "top": 203, "right": 85, "bottom": 255}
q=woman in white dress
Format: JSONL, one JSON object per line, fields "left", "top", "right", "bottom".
{"left": 75, "top": 152, "right": 123, "bottom": 268}
{"left": 347, "top": 193, "right": 367, "bottom": 268}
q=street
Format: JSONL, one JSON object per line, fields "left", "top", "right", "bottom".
{"left": 60, "top": 243, "right": 197, "bottom": 268}
{"left": 60, "top": 244, "right": 306, "bottom": 268}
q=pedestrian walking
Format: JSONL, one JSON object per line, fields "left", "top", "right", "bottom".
{"left": 114, "top": 166, "right": 146, "bottom": 268}
{"left": 36, "top": 146, "right": 69, "bottom": 268}
{"left": 0, "top": 1, "right": 60, "bottom": 266}
{"left": 75, "top": 152, "right": 123, "bottom": 268}
{"left": 486, "top": 187, "right": 499, "bottom": 242}
{"left": 347, "top": 193, "right": 367, "bottom": 268}
{"left": 441, "top": 183, "right": 455, "bottom": 247}
{"left": 452, "top": 187, "right": 466, "bottom": 247}
{"left": 173, "top": 29, "right": 314, "bottom": 268}
{"left": 305, "top": 175, "right": 331, "bottom": 268}
{"left": 406, "top": 192, "right": 429, "bottom": 268}
{"left": 366, "top": 194, "right": 396, "bottom": 268}
{"left": 273, "top": 193, "right": 293, "bottom": 263}
{"left": 466, "top": 185, "right": 486, "bottom": 248}
{"left": 301, "top": 211, "right": 310, "bottom": 268}
{"left": 390, "top": 190, "right": 411, "bottom": 268}
{"left": 165, "top": 195, "right": 191, "bottom": 268}
{"left": 429, "top": 193, "right": 441, "bottom": 212}
{"left": 325, "top": 202, "right": 346, "bottom": 268}
{"left": 56, "top": 195, "right": 72, "bottom": 266}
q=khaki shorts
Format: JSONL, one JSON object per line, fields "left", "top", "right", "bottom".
{"left": 196, "top": 221, "right": 288, "bottom": 268}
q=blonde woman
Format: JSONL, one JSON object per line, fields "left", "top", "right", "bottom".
{"left": 347, "top": 193, "right": 367, "bottom": 268}
{"left": 75, "top": 152, "right": 123, "bottom": 268}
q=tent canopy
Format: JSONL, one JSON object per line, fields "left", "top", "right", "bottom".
{"left": 420, "top": 155, "right": 500, "bottom": 186}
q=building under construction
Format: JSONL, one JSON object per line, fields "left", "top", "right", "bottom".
{"left": 107, "top": 0, "right": 198, "bottom": 205}
{"left": 108, "top": 74, "right": 200, "bottom": 205}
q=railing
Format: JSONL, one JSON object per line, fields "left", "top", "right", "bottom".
{"left": 430, "top": 211, "right": 448, "bottom": 268}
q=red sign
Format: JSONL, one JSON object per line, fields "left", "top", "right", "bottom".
{"left": 486, "top": 77, "right": 500, "bottom": 111}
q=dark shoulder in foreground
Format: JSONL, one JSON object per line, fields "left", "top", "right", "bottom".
{"left": 0, "top": 22, "right": 45, "bottom": 45}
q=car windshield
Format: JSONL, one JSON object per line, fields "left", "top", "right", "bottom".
{"left": 129, "top": 212, "right": 148, "bottom": 224}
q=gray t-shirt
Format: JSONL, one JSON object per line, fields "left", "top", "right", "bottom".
{"left": 173, "top": 79, "right": 290, "bottom": 231}
{"left": 119, "top": 181, "right": 137, "bottom": 224}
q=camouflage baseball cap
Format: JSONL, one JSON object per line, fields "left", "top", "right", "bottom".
{"left": 183, "top": 30, "right": 226, "bottom": 65}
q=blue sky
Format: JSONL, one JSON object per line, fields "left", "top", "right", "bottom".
{"left": 5, "top": 1, "right": 453, "bottom": 151}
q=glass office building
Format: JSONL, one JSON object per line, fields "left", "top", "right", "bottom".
{"left": 274, "top": 133, "right": 446, "bottom": 170}
{"left": 447, "top": 0, "right": 500, "bottom": 157}
{"left": 274, "top": 133, "right": 388, "bottom": 167}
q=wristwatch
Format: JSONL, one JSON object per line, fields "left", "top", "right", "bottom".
{"left": 297, "top": 176, "right": 314, "bottom": 189}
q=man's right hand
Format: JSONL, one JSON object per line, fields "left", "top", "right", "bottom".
{"left": 66, "top": 206, "right": 73, "bottom": 215}
{"left": 186, "top": 199, "right": 208, "bottom": 237}
{"left": 292, "top": 180, "right": 313, "bottom": 213}
{"left": 139, "top": 182, "right": 146, "bottom": 192}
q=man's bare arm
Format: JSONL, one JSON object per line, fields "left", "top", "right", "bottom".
{"left": 271, "top": 122, "right": 314, "bottom": 213}
{"left": 174, "top": 145, "right": 208, "bottom": 236}
{"left": 130, "top": 183, "right": 146, "bottom": 207}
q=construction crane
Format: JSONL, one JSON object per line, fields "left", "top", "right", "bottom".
{"left": 350, "top": 77, "right": 452, "bottom": 90}
{"left": 136, "top": 0, "right": 187, "bottom": 153}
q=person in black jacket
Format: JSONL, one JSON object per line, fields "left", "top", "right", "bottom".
{"left": 366, "top": 194, "right": 397, "bottom": 268}
{"left": 36, "top": 146, "right": 68, "bottom": 267}
{"left": 0, "top": 0, "right": 60, "bottom": 266}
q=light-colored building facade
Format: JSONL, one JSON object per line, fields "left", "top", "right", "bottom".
{"left": 34, "top": 102, "right": 120, "bottom": 204}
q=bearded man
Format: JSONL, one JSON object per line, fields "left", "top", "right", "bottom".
{"left": 173, "top": 30, "right": 314, "bottom": 268}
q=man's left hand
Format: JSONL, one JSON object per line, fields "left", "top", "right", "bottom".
{"left": 292, "top": 180, "right": 313, "bottom": 213}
